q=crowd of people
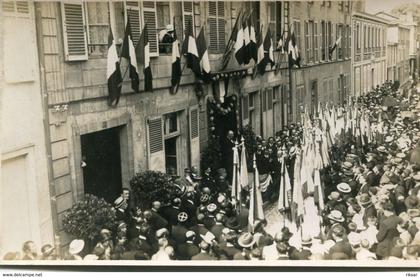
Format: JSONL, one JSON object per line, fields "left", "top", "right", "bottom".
{"left": 3, "top": 80, "right": 420, "bottom": 262}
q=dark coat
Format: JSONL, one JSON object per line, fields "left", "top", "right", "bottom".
{"left": 149, "top": 210, "right": 169, "bottom": 230}
{"left": 171, "top": 224, "right": 189, "bottom": 244}
{"left": 376, "top": 215, "right": 403, "bottom": 258}
{"left": 219, "top": 244, "right": 241, "bottom": 260}
{"left": 362, "top": 204, "right": 377, "bottom": 226}
{"left": 289, "top": 247, "right": 312, "bottom": 260}
{"left": 327, "top": 240, "right": 353, "bottom": 259}
{"left": 210, "top": 223, "right": 225, "bottom": 241}
{"left": 176, "top": 242, "right": 200, "bottom": 260}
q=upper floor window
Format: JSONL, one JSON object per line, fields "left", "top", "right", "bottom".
{"left": 268, "top": 2, "right": 282, "bottom": 46}
{"left": 86, "top": 2, "right": 110, "bottom": 57}
{"left": 208, "top": 1, "right": 225, "bottom": 53}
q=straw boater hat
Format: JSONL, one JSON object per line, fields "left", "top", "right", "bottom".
{"left": 396, "top": 153, "right": 406, "bottom": 159}
{"left": 238, "top": 232, "right": 256, "bottom": 248}
{"left": 200, "top": 232, "right": 216, "bottom": 244}
{"left": 377, "top": 146, "right": 387, "bottom": 153}
{"left": 337, "top": 183, "right": 351, "bottom": 194}
{"left": 385, "top": 136, "right": 394, "bottom": 143}
{"left": 358, "top": 193, "right": 372, "bottom": 206}
{"left": 328, "top": 191, "right": 342, "bottom": 201}
{"left": 207, "top": 203, "right": 217, "bottom": 213}
{"left": 301, "top": 235, "right": 312, "bottom": 246}
{"left": 342, "top": 161, "right": 353, "bottom": 170}
{"left": 328, "top": 210, "right": 345, "bottom": 223}
{"left": 69, "top": 239, "right": 85, "bottom": 255}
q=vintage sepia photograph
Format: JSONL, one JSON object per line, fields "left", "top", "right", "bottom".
{"left": 1, "top": 0, "right": 420, "bottom": 270}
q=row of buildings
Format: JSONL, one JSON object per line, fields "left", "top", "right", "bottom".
{"left": 1, "top": 0, "right": 419, "bottom": 254}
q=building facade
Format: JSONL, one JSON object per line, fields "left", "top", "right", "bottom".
{"left": 351, "top": 12, "right": 387, "bottom": 96}
{"left": 377, "top": 11, "right": 412, "bottom": 87}
{"left": 1, "top": 1, "right": 54, "bottom": 256}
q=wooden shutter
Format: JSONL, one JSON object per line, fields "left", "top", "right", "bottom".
{"left": 208, "top": 1, "right": 218, "bottom": 52}
{"left": 189, "top": 106, "right": 200, "bottom": 170}
{"left": 182, "top": 1, "right": 194, "bottom": 36}
{"left": 61, "top": 2, "right": 88, "bottom": 61}
{"left": 217, "top": 1, "right": 225, "bottom": 52}
{"left": 143, "top": 1, "right": 159, "bottom": 56}
{"left": 147, "top": 116, "right": 165, "bottom": 172}
{"left": 3, "top": 1, "right": 30, "bottom": 15}
{"left": 125, "top": 1, "right": 141, "bottom": 45}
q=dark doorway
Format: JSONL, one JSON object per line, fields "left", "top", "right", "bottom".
{"left": 81, "top": 127, "right": 122, "bottom": 203}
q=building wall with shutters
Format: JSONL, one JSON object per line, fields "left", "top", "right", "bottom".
{"left": 351, "top": 12, "right": 388, "bottom": 96}
{"left": 1, "top": 0, "right": 55, "bottom": 254}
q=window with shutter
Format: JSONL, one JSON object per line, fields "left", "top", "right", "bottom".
{"left": 143, "top": 1, "right": 159, "bottom": 56}
{"left": 147, "top": 116, "right": 165, "bottom": 172}
{"left": 182, "top": 1, "right": 194, "bottom": 36}
{"left": 3, "top": 1, "right": 30, "bottom": 15}
{"left": 61, "top": 2, "right": 88, "bottom": 61}
{"left": 267, "top": 88, "right": 273, "bottom": 110}
{"left": 85, "top": 2, "right": 109, "bottom": 56}
{"left": 208, "top": 1, "right": 225, "bottom": 53}
{"left": 125, "top": 1, "right": 141, "bottom": 45}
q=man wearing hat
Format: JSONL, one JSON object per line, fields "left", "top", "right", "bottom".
{"left": 176, "top": 231, "right": 200, "bottom": 260}
{"left": 210, "top": 213, "right": 226, "bottom": 241}
{"left": 327, "top": 225, "right": 352, "bottom": 259}
{"left": 158, "top": 24, "right": 175, "bottom": 54}
{"left": 358, "top": 193, "right": 377, "bottom": 227}
{"left": 376, "top": 206, "right": 404, "bottom": 259}
{"left": 191, "top": 232, "right": 218, "bottom": 260}
{"left": 163, "top": 197, "right": 184, "bottom": 226}
{"left": 114, "top": 196, "right": 130, "bottom": 223}
{"left": 203, "top": 203, "right": 218, "bottom": 229}
{"left": 200, "top": 168, "right": 217, "bottom": 193}
{"left": 233, "top": 232, "right": 255, "bottom": 260}
{"left": 337, "top": 183, "right": 352, "bottom": 202}
{"left": 40, "top": 244, "right": 56, "bottom": 260}
{"left": 189, "top": 213, "right": 210, "bottom": 242}
{"left": 66, "top": 239, "right": 85, "bottom": 260}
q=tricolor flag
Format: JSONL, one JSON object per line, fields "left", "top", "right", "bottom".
{"left": 248, "top": 154, "right": 265, "bottom": 233}
{"left": 181, "top": 21, "right": 201, "bottom": 77}
{"left": 138, "top": 24, "right": 153, "bottom": 92}
{"left": 278, "top": 157, "right": 292, "bottom": 212}
{"left": 256, "top": 25, "right": 265, "bottom": 74}
{"left": 248, "top": 10, "right": 258, "bottom": 63}
{"left": 196, "top": 27, "right": 211, "bottom": 83}
{"left": 240, "top": 138, "right": 249, "bottom": 191}
{"left": 257, "top": 27, "right": 274, "bottom": 75}
{"left": 329, "top": 36, "right": 341, "bottom": 59}
{"left": 221, "top": 9, "right": 243, "bottom": 70}
{"left": 170, "top": 22, "right": 182, "bottom": 93}
{"left": 106, "top": 27, "right": 123, "bottom": 106}
{"left": 234, "top": 15, "right": 245, "bottom": 65}
{"left": 231, "top": 142, "right": 240, "bottom": 202}
{"left": 277, "top": 30, "right": 286, "bottom": 54}
{"left": 242, "top": 13, "right": 251, "bottom": 65}
{"left": 287, "top": 26, "right": 301, "bottom": 68}
{"left": 120, "top": 17, "right": 139, "bottom": 93}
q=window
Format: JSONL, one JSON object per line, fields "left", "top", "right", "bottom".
{"left": 242, "top": 95, "right": 249, "bottom": 120}
{"left": 356, "top": 23, "right": 360, "bottom": 52}
{"left": 156, "top": 2, "right": 170, "bottom": 31}
{"left": 61, "top": 2, "right": 88, "bottom": 61}
{"left": 347, "top": 24, "right": 351, "bottom": 59}
{"left": 208, "top": 1, "right": 225, "bottom": 53}
{"left": 182, "top": 1, "right": 194, "bottom": 36}
{"left": 164, "top": 112, "right": 179, "bottom": 137}
{"left": 364, "top": 25, "right": 367, "bottom": 51}
{"left": 142, "top": 2, "right": 159, "bottom": 56}
{"left": 85, "top": 2, "right": 109, "bottom": 57}
{"left": 305, "top": 20, "right": 314, "bottom": 63}
{"left": 321, "top": 21, "right": 326, "bottom": 61}
{"left": 268, "top": 2, "right": 282, "bottom": 45}
{"left": 3, "top": 1, "right": 30, "bottom": 16}
{"left": 338, "top": 1, "right": 344, "bottom": 11}
{"left": 327, "top": 1, "right": 332, "bottom": 8}
{"left": 345, "top": 1, "right": 350, "bottom": 12}
{"left": 327, "top": 21, "right": 332, "bottom": 60}
{"left": 337, "top": 24, "right": 343, "bottom": 60}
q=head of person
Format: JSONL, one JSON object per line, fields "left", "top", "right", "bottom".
{"left": 227, "top": 130, "right": 234, "bottom": 140}
{"left": 121, "top": 188, "right": 130, "bottom": 200}
{"left": 22, "top": 241, "right": 37, "bottom": 256}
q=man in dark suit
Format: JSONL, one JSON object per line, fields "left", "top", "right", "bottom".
{"left": 171, "top": 212, "right": 189, "bottom": 245}
{"left": 376, "top": 204, "right": 403, "bottom": 259}
{"left": 222, "top": 130, "right": 236, "bottom": 182}
{"left": 114, "top": 196, "right": 130, "bottom": 223}
{"left": 289, "top": 236, "right": 312, "bottom": 260}
{"left": 210, "top": 213, "right": 226, "bottom": 241}
{"left": 163, "top": 198, "right": 183, "bottom": 226}
{"left": 176, "top": 231, "right": 200, "bottom": 260}
{"left": 218, "top": 232, "right": 240, "bottom": 260}
{"left": 191, "top": 241, "right": 218, "bottom": 260}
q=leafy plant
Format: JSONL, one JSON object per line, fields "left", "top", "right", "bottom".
{"left": 200, "top": 135, "right": 223, "bottom": 173}
{"left": 129, "top": 170, "right": 177, "bottom": 209}
{"left": 62, "top": 194, "right": 117, "bottom": 244}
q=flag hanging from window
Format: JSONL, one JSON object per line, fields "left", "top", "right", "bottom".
{"left": 138, "top": 24, "right": 153, "bottom": 92}
{"left": 257, "top": 26, "right": 274, "bottom": 75}
{"left": 287, "top": 25, "right": 301, "bottom": 68}
{"left": 121, "top": 17, "right": 139, "bottom": 93}
{"left": 221, "top": 9, "right": 243, "bottom": 70}
{"left": 170, "top": 22, "right": 182, "bottom": 93}
{"left": 196, "top": 27, "right": 211, "bottom": 83}
{"left": 329, "top": 36, "right": 342, "bottom": 59}
{"left": 181, "top": 21, "right": 201, "bottom": 77}
{"left": 242, "top": 13, "right": 251, "bottom": 65}
{"left": 248, "top": 10, "right": 258, "bottom": 63}
{"left": 234, "top": 15, "right": 245, "bottom": 65}
{"left": 106, "top": 27, "right": 123, "bottom": 106}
